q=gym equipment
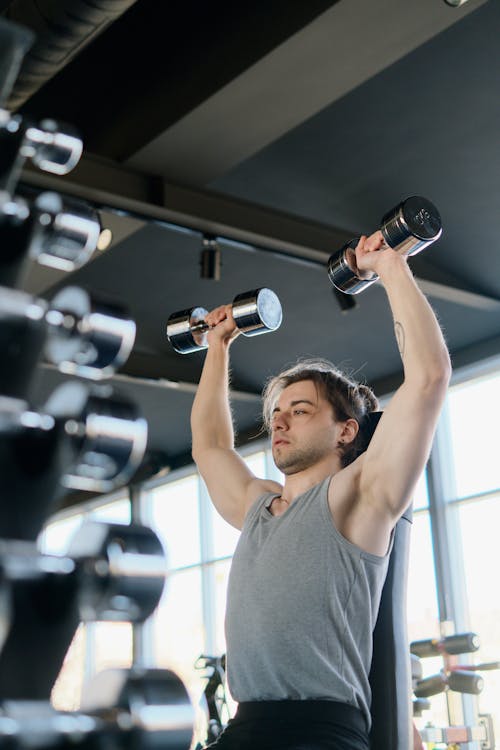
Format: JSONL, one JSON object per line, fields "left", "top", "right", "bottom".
{"left": 194, "top": 654, "right": 228, "bottom": 747}
{"left": 0, "top": 523, "right": 166, "bottom": 700}
{"left": 0, "top": 286, "right": 136, "bottom": 401}
{"left": 410, "top": 632, "right": 479, "bottom": 658}
{"left": 0, "top": 669, "right": 193, "bottom": 749}
{"left": 46, "top": 286, "right": 136, "bottom": 380}
{"left": 0, "top": 190, "right": 100, "bottom": 287}
{"left": 327, "top": 196, "right": 442, "bottom": 294}
{"left": 0, "top": 109, "right": 82, "bottom": 193}
{"left": 414, "top": 669, "right": 484, "bottom": 697}
{"left": 69, "top": 521, "right": 166, "bottom": 623}
{"left": 166, "top": 287, "right": 282, "bottom": 353}
{"left": 0, "top": 382, "right": 148, "bottom": 540}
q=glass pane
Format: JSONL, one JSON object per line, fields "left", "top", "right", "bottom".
{"left": 211, "top": 509, "right": 240, "bottom": 558}
{"left": 407, "top": 511, "right": 449, "bottom": 733}
{"left": 212, "top": 559, "right": 237, "bottom": 717}
{"left": 91, "top": 621, "right": 133, "bottom": 675}
{"left": 447, "top": 372, "right": 500, "bottom": 498}
{"left": 412, "top": 470, "right": 429, "bottom": 511}
{"left": 51, "top": 624, "right": 86, "bottom": 710}
{"left": 88, "top": 496, "right": 131, "bottom": 524}
{"left": 210, "top": 451, "right": 265, "bottom": 559}
{"left": 150, "top": 567, "right": 205, "bottom": 702}
{"left": 39, "top": 514, "right": 83, "bottom": 555}
{"left": 212, "top": 559, "right": 231, "bottom": 656}
{"left": 407, "top": 511, "right": 439, "bottom": 639}
{"left": 149, "top": 475, "right": 201, "bottom": 569}
{"left": 458, "top": 494, "right": 500, "bottom": 742}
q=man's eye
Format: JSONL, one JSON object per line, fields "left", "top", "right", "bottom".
{"left": 294, "top": 409, "right": 305, "bottom": 415}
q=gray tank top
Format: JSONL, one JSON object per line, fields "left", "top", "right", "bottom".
{"left": 225, "top": 475, "right": 392, "bottom": 728}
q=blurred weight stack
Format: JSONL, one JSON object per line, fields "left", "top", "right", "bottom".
{"left": 0, "top": 16, "right": 194, "bottom": 749}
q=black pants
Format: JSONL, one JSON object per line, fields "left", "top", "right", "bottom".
{"left": 203, "top": 700, "right": 370, "bottom": 750}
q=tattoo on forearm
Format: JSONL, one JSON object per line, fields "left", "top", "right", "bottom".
{"left": 395, "top": 321, "right": 405, "bottom": 358}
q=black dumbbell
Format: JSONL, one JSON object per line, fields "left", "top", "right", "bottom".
{"left": 410, "top": 632, "right": 480, "bottom": 658}
{"left": 414, "top": 670, "right": 484, "bottom": 698}
{"left": 0, "top": 286, "right": 135, "bottom": 400}
{"left": 46, "top": 286, "right": 136, "bottom": 380}
{"left": 1, "top": 110, "right": 82, "bottom": 193}
{"left": 69, "top": 521, "right": 166, "bottom": 623}
{"left": 166, "top": 287, "right": 283, "bottom": 354}
{"left": 43, "top": 381, "right": 148, "bottom": 494}
{"left": 327, "top": 196, "right": 442, "bottom": 294}
{"left": 0, "top": 668, "right": 193, "bottom": 749}
{"left": 0, "top": 191, "right": 101, "bottom": 287}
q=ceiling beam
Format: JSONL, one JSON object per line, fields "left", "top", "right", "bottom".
{"left": 126, "top": 0, "right": 488, "bottom": 186}
{"left": 20, "top": 155, "right": 500, "bottom": 312}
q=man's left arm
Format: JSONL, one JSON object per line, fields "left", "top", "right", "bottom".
{"left": 357, "top": 233, "right": 451, "bottom": 524}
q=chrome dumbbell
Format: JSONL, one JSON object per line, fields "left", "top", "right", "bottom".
{"left": 45, "top": 286, "right": 136, "bottom": 380}
{"left": 327, "top": 196, "right": 442, "bottom": 294}
{"left": 69, "top": 521, "right": 166, "bottom": 623}
{"left": 166, "top": 287, "right": 283, "bottom": 354}
{"left": 0, "top": 668, "right": 193, "bottom": 750}
{"left": 0, "top": 286, "right": 136, "bottom": 399}
{"left": 0, "top": 109, "right": 82, "bottom": 193}
{"left": 43, "top": 381, "right": 148, "bottom": 493}
{"left": 0, "top": 190, "right": 101, "bottom": 286}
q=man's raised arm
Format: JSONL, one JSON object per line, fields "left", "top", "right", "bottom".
{"left": 357, "top": 232, "right": 452, "bottom": 525}
{"left": 191, "top": 304, "right": 277, "bottom": 529}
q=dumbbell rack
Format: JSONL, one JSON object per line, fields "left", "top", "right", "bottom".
{"left": 411, "top": 632, "right": 496, "bottom": 749}
{"left": 0, "top": 16, "right": 193, "bottom": 749}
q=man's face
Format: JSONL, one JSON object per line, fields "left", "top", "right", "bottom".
{"left": 270, "top": 379, "right": 341, "bottom": 475}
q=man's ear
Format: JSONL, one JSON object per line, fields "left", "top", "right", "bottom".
{"left": 340, "top": 418, "right": 359, "bottom": 445}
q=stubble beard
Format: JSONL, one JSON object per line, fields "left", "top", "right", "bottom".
{"left": 273, "top": 443, "right": 330, "bottom": 475}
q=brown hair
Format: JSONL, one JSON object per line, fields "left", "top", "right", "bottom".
{"left": 262, "top": 358, "right": 379, "bottom": 467}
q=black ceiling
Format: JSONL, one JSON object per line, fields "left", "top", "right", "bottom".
{"left": 3, "top": 0, "right": 500, "bottom": 496}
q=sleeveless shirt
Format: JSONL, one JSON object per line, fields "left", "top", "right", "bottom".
{"left": 224, "top": 475, "right": 392, "bottom": 728}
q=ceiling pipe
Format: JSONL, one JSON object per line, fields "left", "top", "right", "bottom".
{"left": 2, "top": 0, "right": 138, "bottom": 111}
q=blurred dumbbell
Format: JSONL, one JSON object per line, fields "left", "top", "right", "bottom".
{"left": 412, "top": 697, "right": 431, "bottom": 717}
{"left": 46, "top": 286, "right": 136, "bottom": 380}
{"left": 0, "top": 286, "right": 135, "bottom": 404}
{"left": 0, "top": 382, "right": 147, "bottom": 540}
{"left": 410, "top": 632, "right": 480, "bottom": 658}
{"left": 69, "top": 521, "right": 166, "bottom": 623}
{"left": 44, "top": 381, "right": 148, "bottom": 493}
{"left": 0, "top": 524, "right": 166, "bottom": 699}
{"left": 327, "top": 196, "right": 442, "bottom": 294}
{"left": 167, "top": 287, "right": 282, "bottom": 353}
{"left": 0, "top": 190, "right": 101, "bottom": 287}
{"left": 0, "top": 668, "right": 193, "bottom": 749}
{"left": 414, "top": 669, "right": 484, "bottom": 697}
{"left": 1, "top": 109, "right": 82, "bottom": 193}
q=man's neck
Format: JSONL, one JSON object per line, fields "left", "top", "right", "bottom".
{"left": 280, "top": 457, "right": 342, "bottom": 504}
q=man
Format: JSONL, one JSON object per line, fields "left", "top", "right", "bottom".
{"left": 191, "top": 231, "right": 451, "bottom": 749}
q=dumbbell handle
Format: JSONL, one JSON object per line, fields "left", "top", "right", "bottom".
{"left": 190, "top": 319, "right": 212, "bottom": 334}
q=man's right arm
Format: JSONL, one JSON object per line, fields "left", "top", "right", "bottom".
{"left": 190, "top": 304, "right": 279, "bottom": 530}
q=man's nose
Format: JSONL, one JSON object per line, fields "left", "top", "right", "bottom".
{"left": 273, "top": 413, "right": 289, "bottom": 430}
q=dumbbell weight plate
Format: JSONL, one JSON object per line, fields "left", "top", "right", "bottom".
{"left": 24, "top": 119, "right": 83, "bottom": 175}
{"left": 232, "top": 287, "right": 282, "bottom": 336}
{"left": 44, "top": 381, "right": 148, "bottom": 493}
{"left": 381, "top": 196, "right": 442, "bottom": 257}
{"left": 166, "top": 306, "right": 209, "bottom": 354}
{"left": 28, "top": 192, "right": 100, "bottom": 272}
{"left": 80, "top": 668, "right": 194, "bottom": 750}
{"left": 45, "top": 286, "right": 136, "bottom": 379}
{"left": 69, "top": 522, "right": 166, "bottom": 623}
